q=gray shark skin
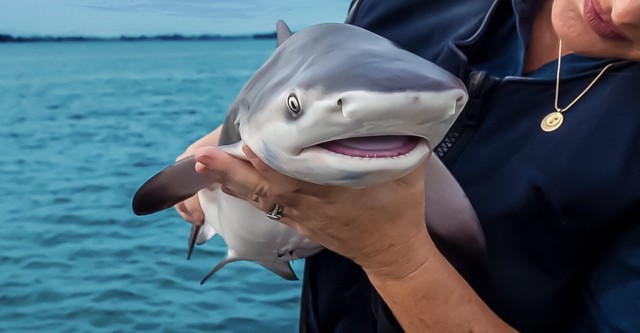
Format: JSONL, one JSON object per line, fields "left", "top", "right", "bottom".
{"left": 132, "top": 21, "right": 483, "bottom": 284}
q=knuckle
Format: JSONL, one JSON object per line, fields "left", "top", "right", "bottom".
{"left": 253, "top": 182, "right": 269, "bottom": 198}
{"left": 221, "top": 186, "right": 237, "bottom": 197}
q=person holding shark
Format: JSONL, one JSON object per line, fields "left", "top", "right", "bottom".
{"left": 174, "top": 0, "right": 640, "bottom": 332}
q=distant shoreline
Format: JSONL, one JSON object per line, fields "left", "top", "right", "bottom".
{"left": 0, "top": 32, "right": 277, "bottom": 43}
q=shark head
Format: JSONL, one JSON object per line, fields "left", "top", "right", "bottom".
{"left": 229, "top": 22, "right": 468, "bottom": 187}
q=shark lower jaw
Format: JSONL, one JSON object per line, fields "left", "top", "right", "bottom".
{"left": 317, "top": 136, "right": 421, "bottom": 158}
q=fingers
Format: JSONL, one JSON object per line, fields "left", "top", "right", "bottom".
{"left": 192, "top": 145, "right": 340, "bottom": 226}
{"left": 173, "top": 146, "right": 271, "bottom": 227}
{"left": 194, "top": 146, "right": 274, "bottom": 208}
{"left": 242, "top": 145, "right": 332, "bottom": 198}
{"left": 195, "top": 146, "right": 260, "bottom": 190}
{"left": 242, "top": 145, "right": 270, "bottom": 173}
{"left": 175, "top": 195, "right": 204, "bottom": 226}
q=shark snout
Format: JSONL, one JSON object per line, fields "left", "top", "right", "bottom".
{"left": 337, "top": 91, "right": 393, "bottom": 120}
{"left": 336, "top": 90, "right": 442, "bottom": 121}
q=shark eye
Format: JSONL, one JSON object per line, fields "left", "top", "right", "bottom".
{"left": 286, "top": 93, "right": 301, "bottom": 115}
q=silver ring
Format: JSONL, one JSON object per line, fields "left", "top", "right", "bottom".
{"left": 266, "top": 204, "right": 284, "bottom": 220}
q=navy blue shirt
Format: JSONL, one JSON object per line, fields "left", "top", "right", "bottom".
{"left": 300, "top": 0, "right": 640, "bottom": 332}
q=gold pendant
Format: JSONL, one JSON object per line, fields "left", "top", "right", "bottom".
{"left": 541, "top": 111, "right": 564, "bottom": 132}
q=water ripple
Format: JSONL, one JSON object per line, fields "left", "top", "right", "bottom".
{"left": 0, "top": 40, "right": 302, "bottom": 333}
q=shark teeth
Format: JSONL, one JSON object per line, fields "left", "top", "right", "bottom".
{"left": 318, "top": 136, "right": 419, "bottom": 158}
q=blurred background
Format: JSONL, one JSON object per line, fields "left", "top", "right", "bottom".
{"left": 0, "top": 1, "right": 349, "bottom": 332}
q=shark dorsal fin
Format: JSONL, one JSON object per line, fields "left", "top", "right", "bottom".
{"left": 276, "top": 20, "right": 293, "bottom": 46}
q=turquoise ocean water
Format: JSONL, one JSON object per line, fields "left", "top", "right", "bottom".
{"left": 0, "top": 40, "right": 306, "bottom": 332}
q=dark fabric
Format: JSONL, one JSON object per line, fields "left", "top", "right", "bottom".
{"left": 300, "top": 0, "right": 640, "bottom": 332}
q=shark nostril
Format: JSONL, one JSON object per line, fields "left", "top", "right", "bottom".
{"left": 337, "top": 98, "right": 351, "bottom": 118}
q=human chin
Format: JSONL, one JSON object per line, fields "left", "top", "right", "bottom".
{"left": 551, "top": 0, "right": 602, "bottom": 53}
{"left": 560, "top": 29, "right": 640, "bottom": 60}
{"left": 551, "top": 0, "right": 584, "bottom": 35}
{"left": 552, "top": 0, "right": 640, "bottom": 60}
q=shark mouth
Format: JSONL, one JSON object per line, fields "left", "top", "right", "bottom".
{"left": 318, "top": 136, "right": 420, "bottom": 158}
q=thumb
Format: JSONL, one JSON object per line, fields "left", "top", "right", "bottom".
{"left": 242, "top": 145, "right": 271, "bottom": 174}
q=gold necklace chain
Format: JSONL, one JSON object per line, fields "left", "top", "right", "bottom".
{"left": 540, "top": 40, "right": 614, "bottom": 132}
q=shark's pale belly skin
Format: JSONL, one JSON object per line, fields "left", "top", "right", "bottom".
{"left": 196, "top": 183, "right": 322, "bottom": 281}
{"left": 132, "top": 21, "right": 483, "bottom": 284}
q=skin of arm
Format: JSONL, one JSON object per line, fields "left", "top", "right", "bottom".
{"left": 176, "top": 125, "right": 223, "bottom": 161}
{"left": 364, "top": 230, "right": 515, "bottom": 332}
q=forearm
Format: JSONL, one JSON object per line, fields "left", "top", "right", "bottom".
{"left": 191, "top": 145, "right": 512, "bottom": 331}
{"left": 178, "top": 125, "right": 223, "bottom": 160}
{"left": 364, "top": 231, "right": 516, "bottom": 333}
{"left": 190, "top": 125, "right": 222, "bottom": 149}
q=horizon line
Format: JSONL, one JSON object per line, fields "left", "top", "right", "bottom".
{"left": 0, "top": 31, "right": 278, "bottom": 43}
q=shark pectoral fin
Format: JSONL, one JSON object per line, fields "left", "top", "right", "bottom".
{"left": 276, "top": 20, "right": 293, "bottom": 46}
{"left": 256, "top": 259, "right": 298, "bottom": 281}
{"left": 200, "top": 257, "right": 239, "bottom": 285}
{"left": 132, "top": 155, "right": 213, "bottom": 216}
{"left": 423, "top": 155, "right": 486, "bottom": 258}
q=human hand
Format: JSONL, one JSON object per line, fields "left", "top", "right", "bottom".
{"left": 193, "top": 145, "right": 436, "bottom": 280}
{"left": 173, "top": 127, "right": 223, "bottom": 226}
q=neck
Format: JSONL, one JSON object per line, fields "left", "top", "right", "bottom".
{"left": 523, "top": 0, "right": 567, "bottom": 73}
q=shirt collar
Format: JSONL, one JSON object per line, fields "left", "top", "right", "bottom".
{"left": 511, "top": 0, "right": 541, "bottom": 51}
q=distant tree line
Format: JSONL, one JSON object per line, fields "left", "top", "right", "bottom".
{"left": 0, "top": 32, "right": 278, "bottom": 43}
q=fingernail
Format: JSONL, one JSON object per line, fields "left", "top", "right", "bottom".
{"left": 194, "top": 161, "right": 208, "bottom": 174}
{"left": 195, "top": 152, "right": 214, "bottom": 167}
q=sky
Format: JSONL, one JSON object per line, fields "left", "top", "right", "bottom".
{"left": 0, "top": 0, "right": 351, "bottom": 37}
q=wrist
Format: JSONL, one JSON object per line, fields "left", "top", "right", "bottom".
{"left": 363, "top": 238, "right": 515, "bottom": 332}
{"left": 360, "top": 228, "right": 436, "bottom": 282}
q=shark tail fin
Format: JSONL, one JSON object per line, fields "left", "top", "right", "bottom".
{"left": 423, "top": 155, "right": 487, "bottom": 279}
{"left": 423, "top": 155, "right": 485, "bottom": 253}
{"left": 257, "top": 259, "right": 298, "bottom": 281}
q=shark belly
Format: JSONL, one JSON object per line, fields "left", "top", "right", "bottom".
{"left": 197, "top": 184, "right": 322, "bottom": 282}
